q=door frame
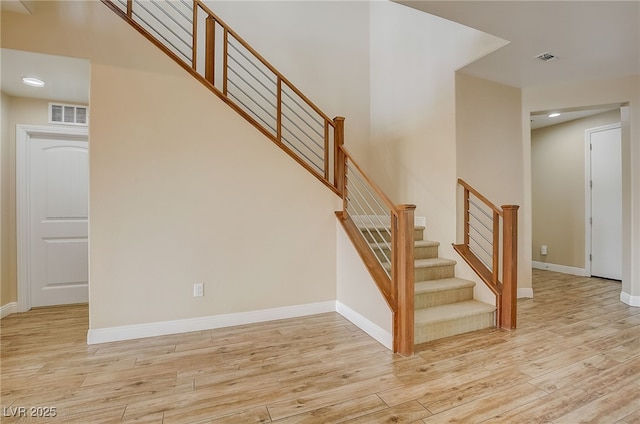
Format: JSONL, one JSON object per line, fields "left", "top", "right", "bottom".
{"left": 16, "top": 124, "right": 89, "bottom": 312}
{"left": 584, "top": 122, "right": 621, "bottom": 278}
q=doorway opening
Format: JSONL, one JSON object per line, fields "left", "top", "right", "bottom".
{"left": 530, "top": 104, "right": 624, "bottom": 279}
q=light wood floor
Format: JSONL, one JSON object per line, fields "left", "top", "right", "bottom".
{"left": 1, "top": 269, "right": 639, "bottom": 423}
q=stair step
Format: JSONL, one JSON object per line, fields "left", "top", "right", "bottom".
{"left": 360, "top": 226, "right": 425, "bottom": 243}
{"left": 414, "top": 258, "right": 456, "bottom": 281}
{"left": 414, "top": 300, "right": 496, "bottom": 344}
{"left": 370, "top": 240, "right": 440, "bottom": 261}
{"left": 415, "top": 278, "right": 475, "bottom": 308}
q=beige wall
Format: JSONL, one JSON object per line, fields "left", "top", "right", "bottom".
{"left": 0, "top": 95, "right": 53, "bottom": 309}
{"left": 3, "top": 1, "right": 342, "bottom": 329}
{"left": 368, "top": 1, "right": 506, "bottom": 260}
{"left": 523, "top": 75, "right": 640, "bottom": 303}
{"left": 531, "top": 110, "right": 621, "bottom": 269}
{"left": 455, "top": 73, "right": 526, "bottom": 299}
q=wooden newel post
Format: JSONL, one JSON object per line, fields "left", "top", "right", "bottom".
{"left": 394, "top": 204, "right": 416, "bottom": 356}
{"left": 333, "top": 116, "right": 346, "bottom": 198}
{"left": 501, "top": 205, "right": 519, "bottom": 329}
{"left": 205, "top": 16, "right": 216, "bottom": 84}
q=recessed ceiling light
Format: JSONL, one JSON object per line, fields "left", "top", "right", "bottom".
{"left": 548, "top": 113, "right": 561, "bottom": 118}
{"left": 22, "top": 77, "right": 45, "bottom": 87}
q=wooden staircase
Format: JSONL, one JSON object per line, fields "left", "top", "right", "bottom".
{"left": 364, "top": 225, "right": 496, "bottom": 344}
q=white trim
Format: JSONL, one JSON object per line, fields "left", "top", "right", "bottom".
{"left": 16, "top": 125, "right": 89, "bottom": 312}
{"left": 336, "top": 301, "right": 392, "bottom": 349}
{"left": 87, "top": 301, "right": 335, "bottom": 344}
{"left": 532, "top": 260, "right": 587, "bottom": 276}
{"left": 620, "top": 291, "right": 640, "bottom": 307}
{"left": 518, "top": 288, "right": 534, "bottom": 299}
{"left": 584, "top": 123, "right": 622, "bottom": 278}
{"left": 1, "top": 302, "right": 18, "bottom": 319}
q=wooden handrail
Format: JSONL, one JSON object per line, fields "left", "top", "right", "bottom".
{"left": 457, "top": 179, "right": 502, "bottom": 216}
{"left": 453, "top": 179, "right": 519, "bottom": 330}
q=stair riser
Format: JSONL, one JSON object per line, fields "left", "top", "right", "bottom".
{"left": 414, "top": 311, "right": 495, "bottom": 344}
{"left": 373, "top": 245, "right": 439, "bottom": 262}
{"left": 361, "top": 228, "right": 424, "bottom": 244}
{"left": 415, "top": 287, "right": 474, "bottom": 309}
{"left": 415, "top": 265, "right": 455, "bottom": 281}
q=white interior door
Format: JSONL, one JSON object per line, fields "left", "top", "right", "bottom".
{"left": 29, "top": 135, "right": 88, "bottom": 307}
{"left": 589, "top": 124, "right": 622, "bottom": 280}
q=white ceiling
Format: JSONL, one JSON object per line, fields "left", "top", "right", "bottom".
{"left": 1, "top": 49, "right": 90, "bottom": 104}
{"left": 530, "top": 107, "right": 620, "bottom": 130}
{"left": 396, "top": 0, "right": 640, "bottom": 89}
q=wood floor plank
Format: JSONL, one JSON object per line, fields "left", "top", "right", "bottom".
{"left": 1, "top": 269, "right": 638, "bottom": 423}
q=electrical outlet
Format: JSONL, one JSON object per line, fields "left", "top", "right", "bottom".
{"left": 193, "top": 283, "right": 204, "bottom": 297}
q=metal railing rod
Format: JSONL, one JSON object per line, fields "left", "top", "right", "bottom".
{"left": 280, "top": 124, "right": 324, "bottom": 167}
{"left": 227, "top": 53, "right": 277, "bottom": 101}
{"left": 281, "top": 101, "right": 324, "bottom": 142}
{"left": 228, "top": 40, "right": 276, "bottom": 86}
{"left": 134, "top": 1, "right": 192, "bottom": 48}
{"left": 469, "top": 197, "right": 493, "bottom": 220}
{"left": 281, "top": 108, "right": 324, "bottom": 151}
{"left": 227, "top": 62, "right": 277, "bottom": 111}
{"left": 346, "top": 193, "right": 392, "bottom": 252}
{"left": 347, "top": 164, "right": 392, "bottom": 222}
{"left": 163, "top": 0, "right": 193, "bottom": 23}
{"left": 280, "top": 128, "right": 323, "bottom": 163}
{"left": 227, "top": 85, "right": 277, "bottom": 135}
{"left": 280, "top": 132, "right": 324, "bottom": 173}
{"left": 147, "top": 0, "right": 192, "bottom": 35}
{"left": 468, "top": 232, "right": 493, "bottom": 258}
{"left": 345, "top": 175, "right": 393, "bottom": 254}
{"left": 469, "top": 223, "right": 493, "bottom": 246}
{"left": 469, "top": 245, "right": 493, "bottom": 270}
{"left": 346, "top": 173, "right": 391, "bottom": 227}
{"left": 131, "top": 9, "right": 191, "bottom": 61}
{"left": 468, "top": 210, "right": 493, "bottom": 233}
{"left": 282, "top": 88, "right": 324, "bottom": 132}
{"left": 346, "top": 196, "right": 393, "bottom": 275}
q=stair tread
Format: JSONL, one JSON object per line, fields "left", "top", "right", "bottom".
{"left": 382, "top": 257, "right": 456, "bottom": 271}
{"left": 414, "top": 258, "right": 456, "bottom": 268}
{"left": 415, "top": 300, "right": 495, "bottom": 324}
{"left": 415, "top": 278, "right": 475, "bottom": 294}
{"left": 369, "top": 240, "right": 440, "bottom": 249}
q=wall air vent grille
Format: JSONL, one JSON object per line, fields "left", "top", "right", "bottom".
{"left": 534, "top": 52, "right": 557, "bottom": 62}
{"left": 49, "top": 103, "right": 89, "bottom": 126}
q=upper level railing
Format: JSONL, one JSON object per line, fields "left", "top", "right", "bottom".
{"left": 335, "top": 146, "right": 415, "bottom": 355}
{"left": 102, "top": 0, "right": 417, "bottom": 355}
{"left": 453, "top": 179, "right": 519, "bottom": 329}
{"left": 103, "top": 0, "right": 341, "bottom": 194}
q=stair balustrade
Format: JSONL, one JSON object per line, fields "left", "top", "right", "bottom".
{"left": 453, "top": 179, "right": 519, "bottom": 329}
{"left": 335, "top": 146, "right": 416, "bottom": 356}
{"left": 101, "top": 0, "right": 417, "bottom": 355}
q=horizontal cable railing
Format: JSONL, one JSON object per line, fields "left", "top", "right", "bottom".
{"left": 103, "top": 0, "right": 340, "bottom": 195}
{"left": 336, "top": 146, "right": 415, "bottom": 356}
{"left": 454, "top": 179, "right": 519, "bottom": 329}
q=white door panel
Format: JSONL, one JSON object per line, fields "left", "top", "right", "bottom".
{"left": 590, "top": 125, "right": 622, "bottom": 280}
{"left": 30, "top": 139, "right": 88, "bottom": 307}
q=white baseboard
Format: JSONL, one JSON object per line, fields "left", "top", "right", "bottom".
{"left": 620, "top": 291, "right": 640, "bottom": 307}
{"left": 518, "top": 288, "right": 534, "bottom": 298}
{"left": 532, "top": 261, "right": 587, "bottom": 276}
{"left": 1, "top": 302, "right": 18, "bottom": 319}
{"left": 87, "top": 301, "right": 336, "bottom": 345}
{"left": 336, "top": 301, "right": 392, "bottom": 350}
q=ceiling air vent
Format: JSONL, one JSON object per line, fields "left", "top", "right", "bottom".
{"left": 534, "top": 52, "right": 557, "bottom": 62}
{"left": 49, "top": 103, "right": 89, "bottom": 126}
